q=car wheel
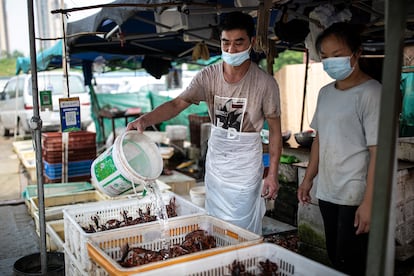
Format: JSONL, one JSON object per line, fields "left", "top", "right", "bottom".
{"left": 0, "top": 122, "right": 10, "bottom": 137}
{"left": 17, "top": 118, "right": 28, "bottom": 137}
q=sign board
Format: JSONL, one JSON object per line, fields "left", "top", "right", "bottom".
{"left": 59, "top": 97, "right": 81, "bottom": 132}
{"left": 39, "top": 90, "right": 52, "bottom": 111}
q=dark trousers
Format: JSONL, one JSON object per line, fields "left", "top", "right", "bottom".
{"left": 319, "top": 200, "right": 369, "bottom": 276}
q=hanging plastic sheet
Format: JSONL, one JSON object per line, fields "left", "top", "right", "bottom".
{"left": 400, "top": 66, "right": 414, "bottom": 136}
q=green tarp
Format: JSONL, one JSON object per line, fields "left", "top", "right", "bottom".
{"left": 91, "top": 90, "right": 153, "bottom": 144}
{"left": 400, "top": 67, "right": 414, "bottom": 136}
{"left": 90, "top": 88, "right": 209, "bottom": 144}
{"left": 151, "top": 92, "right": 209, "bottom": 132}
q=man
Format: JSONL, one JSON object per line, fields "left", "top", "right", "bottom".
{"left": 127, "top": 11, "right": 282, "bottom": 234}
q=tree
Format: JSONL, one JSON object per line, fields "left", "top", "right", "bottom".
{"left": 0, "top": 50, "right": 25, "bottom": 76}
{"left": 11, "top": 50, "right": 24, "bottom": 59}
{"left": 0, "top": 56, "right": 17, "bottom": 76}
{"left": 259, "top": 49, "right": 304, "bottom": 72}
{"left": 273, "top": 50, "right": 304, "bottom": 72}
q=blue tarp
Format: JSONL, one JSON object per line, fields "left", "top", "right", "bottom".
{"left": 15, "top": 40, "right": 143, "bottom": 76}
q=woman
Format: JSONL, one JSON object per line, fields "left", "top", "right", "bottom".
{"left": 297, "top": 22, "right": 381, "bottom": 276}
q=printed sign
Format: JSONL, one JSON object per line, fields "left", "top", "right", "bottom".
{"left": 39, "top": 90, "right": 52, "bottom": 111}
{"left": 59, "top": 97, "right": 81, "bottom": 132}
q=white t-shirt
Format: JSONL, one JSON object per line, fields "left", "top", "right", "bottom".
{"left": 179, "top": 62, "right": 281, "bottom": 132}
{"left": 311, "top": 79, "right": 382, "bottom": 206}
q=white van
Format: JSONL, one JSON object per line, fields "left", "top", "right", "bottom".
{"left": 0, "top": 71, "right": 92, "bottom": 136}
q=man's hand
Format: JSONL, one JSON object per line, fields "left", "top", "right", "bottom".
{"left": 126, "top": 117, "right": 146, "bottom": 133}
{"left": 262, "top": 174, "right": 279, "bottom": 200}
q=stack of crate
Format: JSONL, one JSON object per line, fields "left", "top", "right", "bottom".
{"left": 63, "top": 191, "right": 207, "bottom": 275}
{"left": 42, "top": 131, "right": 96, "bottom": 183}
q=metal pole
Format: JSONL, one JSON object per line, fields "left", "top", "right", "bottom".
{"left": 366, "top": 0, "right": 408, "bottom": 275}
{"left": 61, "top": 0, "right": 68, "bottom": 183}
{"left": 26, "top": 0, "right": 47, "bottom": 274}
{"left": 300, "top": 49, "right": 309, "bottom": 132}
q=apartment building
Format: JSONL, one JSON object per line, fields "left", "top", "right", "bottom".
{"left": 0, "top": 0, "right": 64, "bottom": 57}
{"left": 0, "top": 0, "right": 9, "bottom": 57}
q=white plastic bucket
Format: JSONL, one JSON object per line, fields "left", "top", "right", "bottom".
{"left": 91, "top": 131, "right": 163, "bottom": 197}
{"left": 189, "top": 186, "right": 206, "bottom": 208}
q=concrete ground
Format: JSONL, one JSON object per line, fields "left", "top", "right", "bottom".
{"left": 0, "top": 135, "right": 40, "bottom": 275}
{"left": 0, "top": 135, "right": 25, "bottom": 204}
{"left": 0, "top": 134, "right": 413, "bottom": 276}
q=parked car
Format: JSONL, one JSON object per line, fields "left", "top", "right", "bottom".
{"left": 0, "top": 71, "right": 92, "bottom": 136}
{"left": 0, "top": 76, "right": 9, "bottom": 92}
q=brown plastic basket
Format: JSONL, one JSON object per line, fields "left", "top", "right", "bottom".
{"left": 188, "top": 114, "right": 210, "bottom": 147}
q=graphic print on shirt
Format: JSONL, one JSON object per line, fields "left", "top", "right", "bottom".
{"left": 214, "top": 95, "right": 247, "bottom": 132}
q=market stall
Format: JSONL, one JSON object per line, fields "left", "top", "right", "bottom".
{"left": 17, "top": 0, "right": 414, "bottom": 275}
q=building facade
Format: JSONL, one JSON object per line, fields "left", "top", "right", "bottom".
{"left": 0, "top": 0, "right": 9, "bottom": 57}
{"left": 0, "top": 0, "right": 64, "bottom": 57}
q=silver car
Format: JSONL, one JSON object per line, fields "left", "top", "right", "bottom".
{"left": 0, "top": 71, "right": 92, "bottom": 136}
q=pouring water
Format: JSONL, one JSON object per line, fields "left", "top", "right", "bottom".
{"left": 130, "top": 178, "right": 171, "bottom": 256}
{"left": 144, "top": 179, "right": 170, "bottom": 254}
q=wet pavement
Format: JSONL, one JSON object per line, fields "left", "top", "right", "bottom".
{"left": 0, "top": 134, "right": 40, "bottom": 275}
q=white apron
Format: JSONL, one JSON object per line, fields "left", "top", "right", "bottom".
{"left": 205, "top": 126, "right": 265, "bottom": 234}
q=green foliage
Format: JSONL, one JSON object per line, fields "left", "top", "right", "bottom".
{"left": 11, "top": 50, "right": 25, "bottom": 58}
{"left": 0, "top": 56, "right": 17, "bottom": 76}
{"left": 259, "top": 50, "right": 304, "bottom": 73}
{"left": 273, "top": 50, "right": 304, "bottom": 72}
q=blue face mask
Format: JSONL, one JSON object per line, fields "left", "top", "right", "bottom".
{"left": 322, "top": 55, "right": 354, "bottom": 80}
{"left": 221, "top": 46, "right": 251, "bottom": 66}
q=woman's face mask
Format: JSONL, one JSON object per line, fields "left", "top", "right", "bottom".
{"left": 221, "top": 46, "right": 251, "bottom": 67}
{"left": 322, "top": 55, "right": 355, "bottom": 80}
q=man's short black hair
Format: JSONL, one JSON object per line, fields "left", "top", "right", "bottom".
{"left": 219, "top": 11, "right": 255, "bottom": 39}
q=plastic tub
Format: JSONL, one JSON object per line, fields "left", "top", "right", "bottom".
{"left": 189, "top": 186, "right": 206, "bottom": 207}
{"left": 91, "top": 131, "right": 163, "bottom": 197}
{"left": 13, "top": 252, "right": 64, "bottom": 276}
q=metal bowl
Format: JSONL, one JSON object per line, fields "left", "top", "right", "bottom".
{"left": 282, "top": 130, "right": 291, "bottom": 143}
{"left": 294, "top": 130, "right": 316, "bottom": 147}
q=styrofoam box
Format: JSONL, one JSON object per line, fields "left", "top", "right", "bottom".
{"left": 137, "top": 242, "right": 346, "bottom": 276}
{"left": 397, "top": 137, "right": 414, "bottom": 162}
{"left": 86, "top": 215, "right": 263, "bottom": 275}
{"left": 63, "top": 191, "right": 206, "bottom": 272}
{"left": 154, "top": 8, "right": 216, "bottom": 42}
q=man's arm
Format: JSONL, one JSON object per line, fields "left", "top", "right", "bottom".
{"left": 263, "top": 116, "right": 282, "bottom": 199}
{"left": 127, "top": 97, "right": 191, "bottom": 132}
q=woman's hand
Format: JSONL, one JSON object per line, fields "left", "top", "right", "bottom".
{"left": 354, "top": 200, "right": 371, "bottom": 234}
{"left": 297, "top": 179, "right": 313, "bottom": 205}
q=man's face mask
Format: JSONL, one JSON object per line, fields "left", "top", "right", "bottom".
{"left": 221, "top": 46, "right": 251, "bottom": 67}
{"left": 322, "top": 55, "right": 355, "bottom": 80}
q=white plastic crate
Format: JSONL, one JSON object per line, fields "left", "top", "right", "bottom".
{"left": 63, "top": 191, "right": 206, "bottom": 272}
{"left": 138, "top": 242, "right": 346, "bottom": 276}
{"left": 86, "top": 215, "right": 263, "bottom": 276}
{"left": 30, "top": 190, "right": 109, "bottom": 220}
{"left": 64, "top": 245, "right": 108, "bottom": 276}
{"left": 65, "top": 246, "right": 88, "bottom": 276}
{"left": 45, "top": 220, "right": 64, "bottom": 252}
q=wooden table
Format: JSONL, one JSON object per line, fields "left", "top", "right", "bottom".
{"left": 98, "top": 108, "right": 142, "bottom": 144}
